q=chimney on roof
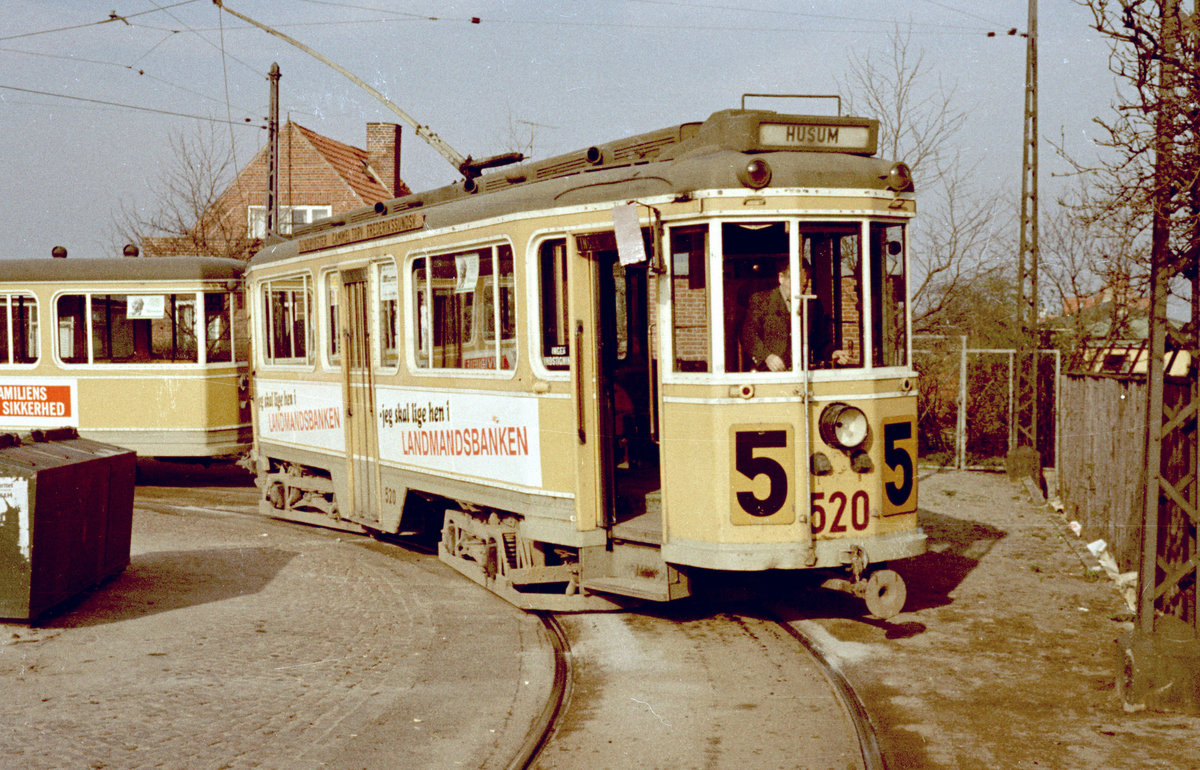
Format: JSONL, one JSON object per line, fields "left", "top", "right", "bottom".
{"left": 367, "top": 122, "right": 403, "bottom": 198}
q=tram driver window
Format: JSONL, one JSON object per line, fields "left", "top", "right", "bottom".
{"left": 0, "top": 294, "right": 38, "bottom": 365}
{"left": 723, "top": 221, "right": 864, "bottom": 373}
{"left": 803, "top": 225, "right": 863, "bottom": 369}
{"left": 724, "top": 221, "right": 792, "bottom": 373}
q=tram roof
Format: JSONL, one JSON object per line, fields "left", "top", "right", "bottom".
{"left": 0, "top": 256, "right": 245, "bottom": 284}
{"left": 250, "top": 109, "right": 909, "bottom": 268}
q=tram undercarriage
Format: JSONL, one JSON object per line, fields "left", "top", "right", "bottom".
{"left": 438, "top": 507, "right": 692, "bottom": 612}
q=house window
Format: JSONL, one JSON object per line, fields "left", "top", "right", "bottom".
{"left": 248, "top": 205, "right": 333, "bottom": 238}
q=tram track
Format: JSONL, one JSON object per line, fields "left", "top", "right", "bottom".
{"left": 507, "top": 612, "right": 572, "bottom": 770}
{"left": 517, "top": 606, "right": 883, "bottom": 769}
{"left": 768, "top": 612, "right": 885, "bottom": 770}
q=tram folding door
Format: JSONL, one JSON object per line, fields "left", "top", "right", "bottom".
{"left": 573, "top": 231, "right": 663, "bottom": 542}
{"left": 338, "top": 267, "right": 382, "bottom": 526}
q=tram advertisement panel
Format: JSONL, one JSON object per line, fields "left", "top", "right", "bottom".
{"left": 0, "top": 378, "right": 78, "bottom": 429}
{"left": 256, "top": 379, "right": 345, "bottom": 452}
{"left": 375, "top": 386, "right": 542, "bottom": 488}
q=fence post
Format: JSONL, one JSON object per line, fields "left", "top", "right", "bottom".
{"left": 957, "top": 335, "right": 967, "bottom": 470}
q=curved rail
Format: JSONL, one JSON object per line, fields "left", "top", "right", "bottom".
{"left": 506, "top": 612, "right": 571, "bottom": 770}
{"left": 770, "top": 614, "right": 884, "bottom": 770}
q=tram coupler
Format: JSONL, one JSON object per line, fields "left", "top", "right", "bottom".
{"left": 820, "top": 548, "right": 907, "bottom": 619}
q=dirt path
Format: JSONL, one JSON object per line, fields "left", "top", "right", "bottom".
{"left": 791, "top": 469, "right": 1200, "bottom": 769}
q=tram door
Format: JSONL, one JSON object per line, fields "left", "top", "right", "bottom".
{"left": 338, "top": 268, "right": 382, "bottom": 527}
{"left": 577, "top": 233, "right": 662, "bottom": 540}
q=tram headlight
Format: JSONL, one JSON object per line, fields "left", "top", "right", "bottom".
{"left": 885, "top": 162, "right": 913, "bottom": 192}
{"left": 818, "top": 403, "right": 870, "bottom": 452}
{"left": 738, "top": 158, "right": 773, "bottom": 189}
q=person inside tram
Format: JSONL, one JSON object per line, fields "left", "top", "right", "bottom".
{"left": 740, "top": 263, "right": 850, "bottom": 371}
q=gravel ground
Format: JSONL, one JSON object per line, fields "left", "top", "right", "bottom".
{"left": 792, "top": 468, "right": 1200, "bottom": 769}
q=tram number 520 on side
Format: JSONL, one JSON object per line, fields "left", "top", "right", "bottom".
{"left": 729, "top": 419, "right": 917, "bottom": 528}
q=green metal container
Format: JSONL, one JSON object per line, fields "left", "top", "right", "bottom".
{"left": 0, "top": 428, "right": 136, "bottom": 623}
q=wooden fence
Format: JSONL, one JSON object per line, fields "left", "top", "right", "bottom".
{"left": 1058, "top": 373, "right": 1195, "bottom": 587}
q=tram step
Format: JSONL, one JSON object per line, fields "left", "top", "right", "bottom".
{"left": 582, "top": 576, "right": 675, "bottom": 602}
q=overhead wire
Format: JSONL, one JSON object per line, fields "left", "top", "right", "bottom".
{"left": 0, "top": 84, "right": 263, "bottom": 127}
{"left": 0, "top": 46, "right": 260, "bottom": 116}
{"left": 0, "top": 0, "right": 203, "bottom": 42}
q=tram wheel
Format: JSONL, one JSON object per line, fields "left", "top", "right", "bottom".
{"left": 864, "top": 569, "right": 906, "bottom": 619}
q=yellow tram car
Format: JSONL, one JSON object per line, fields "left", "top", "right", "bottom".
{"left": 247, "top": 106, "right": 925, "bottom": 616}
{"left": 0, "top": 256, "right": 250, "bottom": 458}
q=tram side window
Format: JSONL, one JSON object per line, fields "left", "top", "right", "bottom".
{"left": 0, "top": 294, "right": 38, "bottom": 365}
{"left": 56, "top": 295, "right": 88, "bottom": 363}
{"left": 377, "top": 262, "right": 399, "bottom": 367}
{"left": 481, "top": 245, "right": 517, "bottom": 369}
{"left": 204, "top": 292, "right": 235, "bottom": 363}
{"left": 413, "top": 246, "right": 511, "bottom": 371}
{"left": 871, "top": 223, "right": 908, "bottom": 367}
{"left": 669, "top": 225, "right": 710, "bottom": 372}
{"left": 538, "top": 239, "right": 570, "bottom": 371}
{"left": 326, "top": 277, "right": 340, "bottom": 365}
{"left": 262, "top": 277, "right": 311, "bottom": 365}
{"left": 90, "top": 294, "right": 199, "bottom": 363}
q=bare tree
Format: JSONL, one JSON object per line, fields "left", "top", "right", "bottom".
{"left": 111, "top": 121, "right": 258, "bottom": 259}
{"left": 841, "top": 27, "right": 1012, "bottom": 337}
{"left": 1066, "top": 1, "right": 1200, "bottom": 309}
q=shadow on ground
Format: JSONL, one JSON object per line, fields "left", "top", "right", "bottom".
{"left": 40, "top": 546, "right": 295, "bottom": 628}
{"left": 677, "top": 506, "right": 1006, "bottom": 636}
{"left": 136, "top": 458, "right": 254, "bottom": 488}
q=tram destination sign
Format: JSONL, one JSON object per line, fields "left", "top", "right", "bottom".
{"left": 758, "top": 120, "right": 876, "bottom": 155}
{"left": 298, "top": 212, "right": 425, "bottom": 254}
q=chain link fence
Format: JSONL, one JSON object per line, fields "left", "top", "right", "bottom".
{"left": 914, "top": 335, "right": 1060, "bottom": 471}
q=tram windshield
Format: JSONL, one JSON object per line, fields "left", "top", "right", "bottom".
{"left": 668, "top": 220, "right": 907, "bottom": 374}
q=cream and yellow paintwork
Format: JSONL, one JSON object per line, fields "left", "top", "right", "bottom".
{"left": 247, "top": 107, "right": 925, "bottom": 609}
{"left": 0, "top": 259, "right": 249, "bottom": 457}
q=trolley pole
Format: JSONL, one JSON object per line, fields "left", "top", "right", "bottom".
{"left": 1008, "top": 0, "right": 1042, "bottom": 486}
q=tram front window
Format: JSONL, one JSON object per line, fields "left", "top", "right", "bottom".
{"left": 870, "top": 223, "right": 908, "bottom": 368}
{"left": 722, "top": 221, "right": 863, "bottom": 373}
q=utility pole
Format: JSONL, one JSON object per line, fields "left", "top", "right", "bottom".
{"left": 213, "top": 0, "right": 522, "bottom": 181}
{"left": 1009, "top": 0, "right": 1041, "bottom": 483}
{"left": 265, "top": 62, "right": 281, "bottom": 239}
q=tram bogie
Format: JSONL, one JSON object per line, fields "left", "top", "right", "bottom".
{"left": 0, "top": 257, "right": 251, "bottom": 458}
{"left": 247, "top": 106, "right": 925, "bottom": 617}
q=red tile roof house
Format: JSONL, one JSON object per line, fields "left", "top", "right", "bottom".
{"left": 142, "top": 121, "right": 409, "bottom": 260}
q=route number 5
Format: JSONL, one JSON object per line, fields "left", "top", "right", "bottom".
{"left": 731, "top": 426, "right": 795, "bottom": 525}
{"left": 882, "top": 418, "right": 917, "bottom": 514}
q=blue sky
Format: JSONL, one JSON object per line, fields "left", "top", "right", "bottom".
{"left": 1, "top": 1, "right": 1112, "bottom": 258}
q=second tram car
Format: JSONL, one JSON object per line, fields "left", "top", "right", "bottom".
{"left": 0, "top": 256, "right": 251, "bottom": 458}
{"left": 246, "top": 106, "right": 925, "bottom": 616}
